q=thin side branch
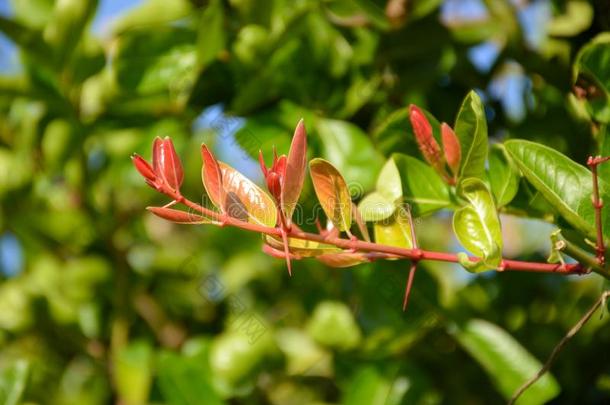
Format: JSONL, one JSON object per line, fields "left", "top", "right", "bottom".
{"left": 508, "top": 290, "right": 610, "bottom": 405}
{"left": 587, "top": 156, "right": 610, "bottom": 266}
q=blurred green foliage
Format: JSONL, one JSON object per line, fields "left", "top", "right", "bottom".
{"left": 1, "top": 0, "right": 610, "bottom": 404}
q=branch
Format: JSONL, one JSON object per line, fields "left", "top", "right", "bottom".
{"left": 587, "top": 156, "right": 610, "bottom": 266}
{"left": 165, "top": 191, "right": 592, "bottom": 276}
{"left": 508, "top": 290, "right": 610, "bottom": 405}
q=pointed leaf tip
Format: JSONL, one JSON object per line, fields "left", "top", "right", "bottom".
{"left": 282, "top": 119, "right": 308, "bottom": 222}
{"left": 147, "top": 206, "right": 212, "bottom": 224}
{"left": 441, "top": 123, "right": 461, "bottom": 176}
{"left": 158, "top": 137, "right": 184, "bottom": 191}
{"left": 201, "top": 144, "right": 224, "bottom": 209}
{"left": 409, "top": 105, "right": 442, "bottom": 168}
{"left": 132, "top": 154, "right": 156, "bottom": 182}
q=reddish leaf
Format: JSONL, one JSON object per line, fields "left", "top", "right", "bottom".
{"left": 201, "top": 144, "right": 224, "bottom": 209}
{"left": 316, "top": 252, "right": 369, "bottom": 268}
{"left": 282, "top": 119, "right": 307, "bottom": 222}
{"left": 409, "top": 105, "right": 443, "bottom": 169}
{"left": 441, "top": 123, "right": 461, "bottom": 176}
{"left": 132, "top": 153, "right": 156, "bottom": 182}
{"left": 309, "top": 158, "right": 352, "bottom": 232}
{"left": 156, "top": 137, "right": 184, "bottom": 191}
{"left": 219, "top": 162, "right": 277, "bottom": 227}
{"left": 262, "top": 243, "right": 301, "bottom": 260}
{"left": 152, "top": 137, "right": 163, "bottom": 175}
{"left": 147, "top": 206, "right": 212, "bottom": 224}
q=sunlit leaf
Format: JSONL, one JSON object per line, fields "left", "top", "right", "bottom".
{"left": 374, "top": 207, "right": 414, "bottom": 250}
{"left": 453, "top": 319, "right": 560, "bottom": 404}
{"left": 454, "top": 91, "right": 488, "bottom": 181}
{"left": 264, "top": 235, "right": 340, "bottom": 257}
{"left": 505, "top": 139, "right": 610, "bottom": 239}
{"left": 219, "top": 162, "right": 277, "bottom": 227}
{"left": 147, "top": 207, "right": 213, "bottom": 224}
{"left": 488, "top": 145, "right": 519, "bottom": 207}
{"left": 358, "top": 191, "right": 395, "bottom": 222}
{"left": 282, "top": 119, "right": 307, "bottom": 221}
{"left": 201, "top": 144, "right": 224, "bottom": 209}
{"left": 309, "top": 158, "right": 352, "bottom": 232}
{"left": 316, "top": 251, "right": 370, "bottom": 268}
{"left": 452, "top": 177, "right": 502, "bottom": 272}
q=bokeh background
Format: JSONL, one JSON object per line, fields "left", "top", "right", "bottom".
{"left": 1, "top": 0, "right": 610, "bottom": 404}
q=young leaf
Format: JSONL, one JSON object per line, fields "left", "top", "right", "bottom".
{"left": 441, "top": 123, "right": 461, "bottom": 176}
{"left": 454, "top": 91, "right": 488, "bottom": 181}
{"left": 374, "top": 207, "right": 414, "bottom": 250}
{"left": 452, "top": 178, "right": 502, "bottom": 272}
{"left": 316, "top": 252, "right": 370, "bottom": 268}
{"left": 409, "top": 104, "right": 444, "bottom": 171}
{"left": 219, "top": 162, "right": 277, "bottom": 227}
{"left": 357, "top": 191, "right": 395, "bottom": 222}
{"left": 505, "top": 139, "right": 610, "bottom": 240}
{"left": 392, "top": 153, "right": 451, "bottom": 216}
{"left": 282, "top": 119, "right": 307, "bottom": 221}
{"left": 488, "top": 146, "right": 519, "bottom": 207}
{"left": 147, "top": 207, "right": 213, "bottom": 224}
{"left": 201, "top": 144, "right": 224, "bottom": 209}
{"left": 376, "top": 157, "right": 402, "bottom": 202}
{"left": 309, "top": 158, "right": 352, "bottom": 232}
{"left": 573, "top": 33, "right": 610, "bottom": 123}
{"left": 264, "top": 235, "right": 340, "bottom": 257}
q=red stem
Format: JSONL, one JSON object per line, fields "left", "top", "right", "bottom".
{"left": 169, "top": 189, "right": 586, "bottom": 275}
{"left": 587, "top": 156, "right": 610, "bottom": 266}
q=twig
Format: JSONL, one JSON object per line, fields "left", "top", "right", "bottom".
{"left": 587, "top": 156, "right": 610, "bottom": 266}
{"left": 508, "top": 290, "right": 610, "bottom": 405}
{"left": 166, "top": 192, "right": 590, "bottom": 276}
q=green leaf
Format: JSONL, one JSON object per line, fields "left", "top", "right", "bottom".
{"left": 114, "top": 27, "right": 198, "bottom": 96}
{"left": 307, "top": 301, "right": 361, "bottom": 350}
{"left": 505, "top": 139, "right": 610, "bottom": 240}
{"left": 391, "top": 153, "right": 451, "bottom": 216}
{"left": 573, "top": 33, "right": 610, "bottom": 123}
{"left": 376, "top": 157, "right": 402, "bottom": 202}
{"left": 453, "top": 319, "right": 560, "bottom": 404}
{"left": 113, "top": 341, "right": 153, "bottom": 405}
{"left": 112, "top": 0, "right": 192, "bottom": 34}
{"left": 373, "top": 207, "right": 414, "bottom": 249}
{"left": 157, "top": 350, "right": 224, "bottom": 405}
{"left": 43, "top": 0, "right": 98, "bottom": 67}
{"left": 358, "top": 191, "right": 395, "bottom": 222}
{"left": 452, "top": 178, "right": 502, "bottom": 272}
{"left": 341, "top": 366, "right": 406, "bottom": 405}
{"left": 316, "top": 118, "right": 384, "bottom": 191}
{"left": 197, "top": 0, "right": 226, "bottom": 69}
{"left": 488, "top": 145, "right": 519, "bottom": 207}
{"left": 547, "top": 1, "right": 593, "bottom": 37}
{"left": 309, "top": 158, "right": 353, "bottom": 232}
{"left": 454, "top": 91, "right": 488, "bottom": 181}
{"left": 219, "top": 162, "right": 277, "bottom": 227}
{"left": 0, "top": 360, "right": 29, "bottom": 405}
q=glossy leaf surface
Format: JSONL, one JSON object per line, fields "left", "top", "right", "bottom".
{"left": 452, "top": 178, "right": 502, "bottom": 272}
{"left": 454, "top": 91, "right": 488, "bottom": 181}
{"left": 201, "top": 144, "right": 224, "bottom": 209}
{"left": 309, "top": 158, "right": 352, "bottom": 232}
{"left": 219, "top": 162, "right": 277, "bottom": 227}
{"left": 282, "top": 119, "right": 307, "bottom": 220}
{"left": 505, "top": 139, "right": 610, "bottom": 239}
{"left": 488, "top": 146, "right": 519, "bottom": 207}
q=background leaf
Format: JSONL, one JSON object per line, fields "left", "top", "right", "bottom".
{"left": 453, "top": 319, "right": 560, "bottom": 404}
{"left": 488, "top": 145, "right": 519, "bottom": 207}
